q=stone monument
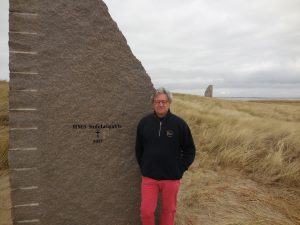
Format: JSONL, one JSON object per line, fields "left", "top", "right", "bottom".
{"left": 204, "top": 85, "right": 213, "bottom": 97}
{"left": 9, "top": 0, "right": 154, "bottom": 224}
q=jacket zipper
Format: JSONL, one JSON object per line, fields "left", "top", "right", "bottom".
{"left": 159, "top": 121, "right": 162, "bottom": 137}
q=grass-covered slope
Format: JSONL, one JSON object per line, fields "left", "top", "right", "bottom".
{"left": 172, "top": 93, "right": 300, "bottom": 224}
{"left": 172, "top": 93, "right": 300, "bottom": 187}
{"left": 0, "top": 80, "right": 8, "bottom": 170}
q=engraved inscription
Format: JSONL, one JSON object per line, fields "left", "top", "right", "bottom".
{"left": 73, "top": 123, "right": 122, "bottom": 144}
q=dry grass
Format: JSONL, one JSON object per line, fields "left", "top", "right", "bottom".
{"left": 0, "top": 80, "right": 9, "bottom": 170}
{"left": 172, "top": 93, "right": 300, "bottom": 225}
{"left": 172, "top": 93, "right": 300, "bottom": 187}
{"left": 0, "top": 81, "right": 10, "bottom": 225}
{"left": 0, "top": 170, "right": 11, "bottom": 225}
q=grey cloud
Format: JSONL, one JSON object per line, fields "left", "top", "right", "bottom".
{"left": 148, "top": 66, "right": 300, "bottom": 91}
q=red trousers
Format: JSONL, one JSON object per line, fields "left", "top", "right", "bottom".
{"left": 140, "top": 176, "right": 181, "bottom": 225}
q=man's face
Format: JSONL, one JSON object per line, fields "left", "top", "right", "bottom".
{"left": 153, "top": 94, "right": 170, "bottom": 118}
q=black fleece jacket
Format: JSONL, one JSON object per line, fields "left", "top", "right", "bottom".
{"left": 135, "top": 110, "right": 196, "bottom": 180}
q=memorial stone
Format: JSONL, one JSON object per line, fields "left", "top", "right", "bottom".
{"left": 204, "top": 85, "right": 213, "bottom": 97}
{"left": 9, "top": 0, "right": 154, "bottom": 224}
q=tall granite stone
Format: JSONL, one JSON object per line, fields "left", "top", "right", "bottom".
{"left": 8, "top": 1, "right": 154, "bottom": 224}
{"left": 204, "top": 85, "right": 213, "bottom": 97}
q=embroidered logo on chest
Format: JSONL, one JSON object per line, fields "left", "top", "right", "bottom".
{"left": 166, "top": 130, "right": 174, "bottom": 138}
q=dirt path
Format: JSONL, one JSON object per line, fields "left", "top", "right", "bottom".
{"left": 1, "top": 169, "right": 299, "bottom": 225}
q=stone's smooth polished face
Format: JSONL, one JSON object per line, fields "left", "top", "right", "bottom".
{"left": 153, "top": 94, "right": 170, "bottom": 118}
{"left": 8, "top": 0, "right": 154, "bottom": 224}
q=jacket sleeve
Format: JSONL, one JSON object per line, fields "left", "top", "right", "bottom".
{"left": 135, "top": 120, "right": 144, "bottom": 168}
{"left": 180, "top": 121, "right": 196, "bottom": 172}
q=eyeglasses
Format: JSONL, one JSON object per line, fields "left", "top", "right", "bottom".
{"left": 154, "top": 100, "right": 169, "bottom": 105}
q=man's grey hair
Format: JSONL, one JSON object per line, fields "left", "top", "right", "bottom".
{"left": 151, "top": 87, "right": 173, "bottom": 103}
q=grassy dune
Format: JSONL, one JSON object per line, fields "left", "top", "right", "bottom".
{"left": 172, "top": 93, "right": 300, "bottom": 187}
{"left": 172, "top": 93, "right": 300, "bottom": 224}
{"left": 0, "top": 80, "right": 9, "bottom": 170}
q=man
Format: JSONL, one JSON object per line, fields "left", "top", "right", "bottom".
{"left": 135, "top": 87, "right": 196, "bottom": 225}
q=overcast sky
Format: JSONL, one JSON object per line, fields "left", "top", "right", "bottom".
{"left": 1, "top": 0, "right": 300, "bottom": 98}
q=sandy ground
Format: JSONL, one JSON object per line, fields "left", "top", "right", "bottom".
{"left": 1, "top": 169, "right": 299, "bottom": 225}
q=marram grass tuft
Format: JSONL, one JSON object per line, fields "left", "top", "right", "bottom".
{"left": 0, "top": 80, "right": 9, "bottom": 169}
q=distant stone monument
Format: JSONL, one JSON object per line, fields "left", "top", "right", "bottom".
{"left": 204, "top": 85, "right": 213, "bottom": 97}
{"left": 9, "top": 1, "right": 154, "bottom": 224}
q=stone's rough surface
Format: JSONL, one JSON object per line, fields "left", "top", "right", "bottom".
{"left": 204, "top": 85, "right": 213, "bottom": 97}
{"left": 9, "top": 0, "right": 154, "bottom": 224}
